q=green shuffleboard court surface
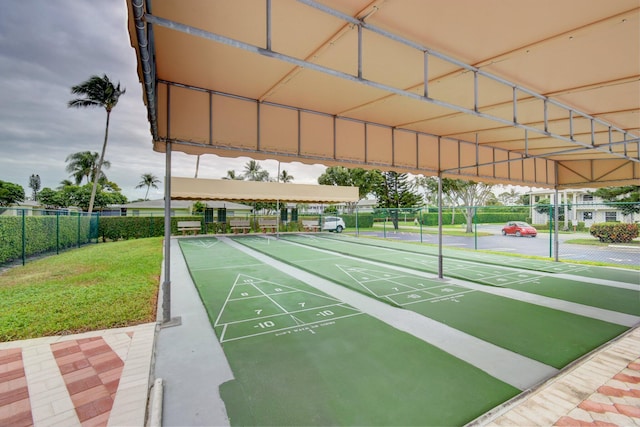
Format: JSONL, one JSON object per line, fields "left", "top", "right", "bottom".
{"left": 236, "top": 236, "right": 629, "bottom": 368}
{"left": 178, "top": 238, "right": 518, "bottom": 426}
{"left": 325, "top": 233, "right": 640, "bottom": 284}
{"left": 281, "top": 234, "right": 640, "bottom": 316}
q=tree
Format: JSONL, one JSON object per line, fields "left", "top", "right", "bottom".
{"left": 40, "top": 184, "right": 127, "bottom": 211}
{"left": 422, "top": 179, "right": 495, "bottom": 232}
{"left": 243, "top": 160, "right": 270, "bottom": 182}
{"left": 39, "top": 188, "right": 67, "bottom": 209}
{"left": 65, "top": 151, "right": 111, "bottom": 185}
{"left": 223, "top": 170, "right": 242, "bottom": 180}
{"left": 592, "top": 186, "right": 640, "bottom": 217}
{"left": 68, "top": 74, "right": 125, "bottom": 213}
{"left": 136, "top": 173, "right": 161, "bottom": 200}
{"left": 318, "top": 167, "right": 383, "bottom": 213}
{"left": 58, "top": 179, "right": 74, "bottom": 189}
{"left": 279, "top": 170, "right": 294, "bottom": 183}
{"left": 372, "top": 171, "right": 422, "bottom": 229}
{"left": 0, "top": 180, "right": 25, "bottom": 207}
{"left": 28, "top": 174, "right": 41, "bottom": 201}
{"left": 497, "top": 188, "right": 520, "bottom": 205}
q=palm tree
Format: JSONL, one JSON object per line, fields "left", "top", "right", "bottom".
{"left": 223, "top": 170, "right": 242, "bottom": 180}
{"left": 279, "top": 170, "right": 294, "bottom": 183}
{"left": 136, "top": 173, "right": 161, "bottom": 200}
{"left": 68, "top": 74, "right": 125, "bottom": 213}
{"left": 243, "top": 160, "right": 269, "bottom": 181}
{"left": 58, "top": 179, "right": 74, "bottom": 189}
{"left": 65, "top": 151, "right": 110, "bottom": 185}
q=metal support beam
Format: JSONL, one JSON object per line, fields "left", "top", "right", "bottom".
{"left": 131, "top": 0, "right": 158, "bottom": 139}
{"left": 161, "top": 86, "right": 180, "bottom": 328}
{"left": 143, "top": 13, "right": 639, "bottom": 164}
{"left": 437, "top": 171, "right": 444, "bottom": 279}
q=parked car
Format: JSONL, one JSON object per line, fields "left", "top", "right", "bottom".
{"left": 322, "top": 216, "right": 345, "bottom": 233}
{"left": 502, "top": 221, "right": 537, "bottom": 237}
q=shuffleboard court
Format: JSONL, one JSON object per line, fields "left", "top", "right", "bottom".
{"left": 319, "top": 233, "right": 640, "bottom": 284}
{"left": 178, "top": 237, "right": 519, "bottom": 426}
{"left": 281, "top": 234, "right": 640, "bottom": 316}
{"left": 234, "top": 236, "right": 629, "bottom": 369}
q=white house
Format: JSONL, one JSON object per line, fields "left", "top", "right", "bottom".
{"left": 530, "top": 189, "right": 639, "bottom": 228}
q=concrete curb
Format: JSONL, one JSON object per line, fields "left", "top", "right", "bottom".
{"left": 147, "top": 378, "right": 164, "bottom": 427}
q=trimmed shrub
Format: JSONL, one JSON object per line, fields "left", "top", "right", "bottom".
{"left": 589, "top": 222, "right": 639, "bottom": 243}
{"left": 343, "top": 213, "right": 373, "bottom": 228}
{"left": 419, "top": 211, "right": 528, "bottom": 226}
{"left": 98, "top": 216, "right": 204, "bottom": 241}
{"left": 0, "top": 214, "right": 96, "bottom": 265}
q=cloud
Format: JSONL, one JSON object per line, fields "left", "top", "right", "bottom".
{"left": 0, "top": 0, "right": 325, "bottom": 202}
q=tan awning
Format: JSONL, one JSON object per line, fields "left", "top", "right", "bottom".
{"left": 128, "top": 0, "right": 639, "bottom": 189}
{"left": 171, "top": 177, "right": 359, "bottom": 204}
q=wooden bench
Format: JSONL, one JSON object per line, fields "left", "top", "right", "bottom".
{"left": 230, "top": 219, "right": 251, "bottom": 234}
{"left": 177, "top": 220, "right": 201, "bottom": 235}
{"left": 259, "top": 218, "right": 278, "bottom": 233}
{"left": 302, "top": 220, "right": 321, "bottom": 232}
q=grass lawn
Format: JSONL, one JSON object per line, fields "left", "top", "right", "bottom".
{"left": 370, "top": 222, "right": 493, "bottom": 236}
{"left": 0, "top": 237, "right": 163, "bottom": 342}
{"left": 565, "top": 238, "right": 640, "bottom": 246}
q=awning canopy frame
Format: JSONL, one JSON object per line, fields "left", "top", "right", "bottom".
{"left": 129, "top": 0, "right": 639, "bottom": 190}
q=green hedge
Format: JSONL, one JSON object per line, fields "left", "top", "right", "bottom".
{"left": 0, "top": 214, "right": 95, "bottom": 265}
{"left": 589, "top": 222, "right": 639, "bottom": 243}
{"left": 346, "top": 213, "right": 374, "bottom": 228}
{"left": 418, "top": 211, "right": 528, "bottom": 226}
{"left": 98, "top": 216, "right": 205, "bottom": 241}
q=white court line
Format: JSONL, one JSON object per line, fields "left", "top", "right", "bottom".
{"left": 218, "top": 302, "right": 349, "bottom": 326}
{"left": 400, "top": 290, "right": 477, "bottom": 306}
{"left": 189, "top": 262, "right": 266, "bottom": 272}
{"left": 268, "top": 237, "right": 640, "bottom": 327}
{"left": 222, "top": 237, "right": 557, "bottom": 390}
{"left": 220, "top": 312, "right": 364, "bottom": 343}
{"left": 228, "top": 290, "right": 297, "bottom": 301}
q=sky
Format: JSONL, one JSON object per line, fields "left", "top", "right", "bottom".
{"left": 0, "top": 0, "right": 327, "bottom": 202}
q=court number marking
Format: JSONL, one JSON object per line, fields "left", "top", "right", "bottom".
{"left": 256, "top": 321, "right": 275, "bottom": 329}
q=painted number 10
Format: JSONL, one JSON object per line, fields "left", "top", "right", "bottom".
{"left": 256, "top": 321, "right": 275, "bottom": 329}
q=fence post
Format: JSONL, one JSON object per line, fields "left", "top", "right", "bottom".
{"left": 355, "top": 206, "right": 359, "bottom": 237}
{"left": 419, "top": 208, "right": 423, "bottom": 243}
{"left": 21, "top": 209, "right": 26, "bottom": 266}
{"left": 56, "top": 211, "right": 60, "bottom": 255}
{"left": 383, "top": 214, "right": 386, "bottom": 238}
{"left": 77, "top": 212, "right": 81, "bottom": 248}
{"left": 474, "top": 207, "right": 478, "bottom": 250}
{"left": 548, "top": 205, "right": 553, "bottom": 258}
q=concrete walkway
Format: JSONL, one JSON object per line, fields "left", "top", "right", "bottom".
{"left": 1, "top": 236, "right": 638, "bottom": 426}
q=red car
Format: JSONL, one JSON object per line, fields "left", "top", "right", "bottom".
{"left": 501, "top": 221, "right": 537, "bottom": 237}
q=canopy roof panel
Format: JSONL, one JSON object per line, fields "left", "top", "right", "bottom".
{"left": 171, "top": 177, "right": 359, "bottom": 203}
{"left": 127, "top": 0, "right": 639, "bottom": 189}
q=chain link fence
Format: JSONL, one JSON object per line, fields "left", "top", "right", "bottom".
{"left": 351, "top": 203, "right": 639, "bottom": 267}
{"left": 0, "top": 208, "right": 98, "bottom": 268}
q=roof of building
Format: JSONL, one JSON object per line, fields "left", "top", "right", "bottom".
{"left": 115, "top": 199, "right": 253, "bottom": 210}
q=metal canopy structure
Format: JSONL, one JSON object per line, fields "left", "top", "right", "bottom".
{"left": 127, "top": 0, "right": 640, "bottom": 189}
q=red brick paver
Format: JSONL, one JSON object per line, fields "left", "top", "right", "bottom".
{"left": 52, "top": 337, "right": 124, "bottom": 427}
{"left": 0, "top": 348, "right": 34, "bottom": 427}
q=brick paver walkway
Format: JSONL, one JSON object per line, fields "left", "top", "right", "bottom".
{"left": 1, "top": 320, "right": 638, "bottom": 426}
{"left": 0, "top": 323, "right": 155, "bottom": 427}
{"left": 479, "top": 327, "right": 640, "bottom": 426}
